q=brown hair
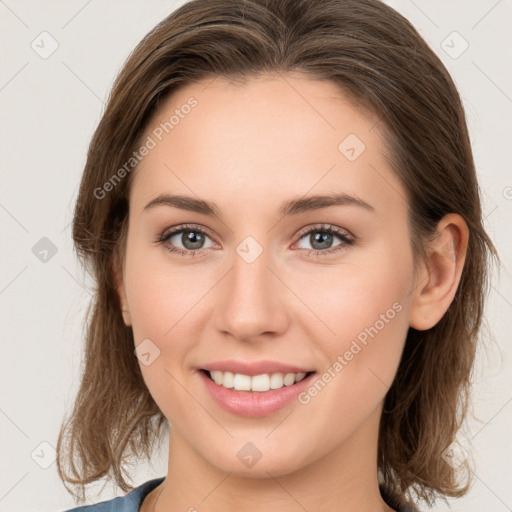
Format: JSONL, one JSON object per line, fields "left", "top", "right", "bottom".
{"left": 56, "top": 0, "right": 498, "bottom": 506}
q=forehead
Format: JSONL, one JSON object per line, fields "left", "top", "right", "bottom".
{"left": 130, "top": 74, "right": 406, "bottom": 218}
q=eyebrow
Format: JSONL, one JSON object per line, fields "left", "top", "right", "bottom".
{"left": 143, "top": 193, "right": 375, "bottom": 217}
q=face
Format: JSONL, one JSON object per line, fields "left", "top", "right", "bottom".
{"left": 117, "top": 73, "right": 417, "bottom": 477}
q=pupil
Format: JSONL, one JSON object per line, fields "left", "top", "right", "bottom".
{"left": 311, "top": 232, "right": 332, "bottom": 250}
{"left": 183, "top": 231, "right": 204, "bottom": 250}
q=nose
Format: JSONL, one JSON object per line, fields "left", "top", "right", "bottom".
{"left": 213, "top": 244, "right": 289, "bottom": 343}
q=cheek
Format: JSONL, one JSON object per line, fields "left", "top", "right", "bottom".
{"left": 123, "top": 239, "right": 218, "bottom": 392}
{"left": 293, "top": 242, "right": 412, "bottom": 344}
{"left": 124, "top": 229, "right": 206, "bottom": 341}
{"left": 126, "top": 267, "right": 174, "bottom": 342}
{"left": 289, "top": 250, "right": 413, "bottom": 444}
{"left": 292, "top": 244, "right": 414, "bottom": 412}
{"left": 123, "top": 247, "right": 204, "bottom": 421}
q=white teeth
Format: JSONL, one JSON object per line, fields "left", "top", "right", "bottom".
{"left": 283, "top": 373, "right": 296, "bottom": 386}
{"left": 208, "top": 370, "right": 309, "bottom": 392}
{"left": 269, "top": 373, "right": 284, "bottom": 389}
{"left": 296, "top": 372, "right": 307, "bottom": 381}
{"left": 212, "top": 370, "right": 223, "bottom": 385}
{"left": 251, "top": 374, "right": 270, "bottom": 392}
{"left": 222, "top": 371, "right": 234, "bottom": 388}
{"left": 233, "top": 373, "right": 251, "bottom": 391}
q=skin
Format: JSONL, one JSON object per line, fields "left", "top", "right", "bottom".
{"left": 114, "top": 73, "right": 468, "bottom": 512}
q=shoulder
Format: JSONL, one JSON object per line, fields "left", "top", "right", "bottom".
{"left": 60, "top": 477, "right": 165, "bottom": 512}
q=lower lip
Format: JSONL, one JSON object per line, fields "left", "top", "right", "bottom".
{"left": 198, "top": 370, "right": 316, "bottom": 417}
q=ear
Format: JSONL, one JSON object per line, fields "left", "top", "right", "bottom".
{"left": 409, "top": 213, "right": 469, "bottom": 330}
{"left": 112, "top": 249, "right": 132, "bottom": 327}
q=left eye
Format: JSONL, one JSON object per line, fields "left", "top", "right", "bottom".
{"left": 295, "top": 225, "right": 354, "bottom": 253}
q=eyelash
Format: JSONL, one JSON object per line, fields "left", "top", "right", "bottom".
{"left": 155, "top": 223, "right": 356, "bottom": 257}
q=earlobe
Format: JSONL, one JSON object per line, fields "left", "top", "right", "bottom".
{"left": 409, "top": 213, "right": 469, "bottom": 331}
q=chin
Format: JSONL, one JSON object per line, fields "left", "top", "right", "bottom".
{"left": 205, "top": 446, "right": 310, "bottom": 479}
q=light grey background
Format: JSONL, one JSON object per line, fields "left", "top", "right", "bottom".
{"left": 0, "top": 1, "right": 511, "bottom": 511}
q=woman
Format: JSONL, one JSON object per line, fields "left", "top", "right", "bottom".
{"left": 57, "top": 0, "right": 498, "bottom": 511}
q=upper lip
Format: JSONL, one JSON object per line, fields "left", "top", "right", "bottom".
{"left": 200, "top": 359, "right": 315, "bottom": 376}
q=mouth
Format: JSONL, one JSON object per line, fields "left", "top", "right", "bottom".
{"left": 200, "top": 368, "right": 317, "bottom": 393}
{"left": 198, "top": 367, "right": 317, "bottom": 417}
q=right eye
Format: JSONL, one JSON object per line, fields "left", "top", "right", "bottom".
{"left": 156, "top": 224, "right": 216, "bottom": 256}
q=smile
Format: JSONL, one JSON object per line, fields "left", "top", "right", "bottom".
{"left": 198, "top": 369, "right": 317, "bottom": 417}
{"left": 204, "top": 369, "right": 312, "bottom": 392}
